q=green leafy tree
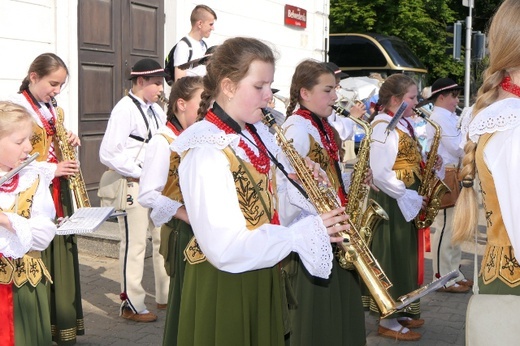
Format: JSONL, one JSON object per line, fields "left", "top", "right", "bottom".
{"left": 330, "top": 0, "right": 501, "bottom": 87}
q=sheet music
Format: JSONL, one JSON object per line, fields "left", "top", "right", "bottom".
{"left": 57, "top": 207, "right": 115, "bottom": 235}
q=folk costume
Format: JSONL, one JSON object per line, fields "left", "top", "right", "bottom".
{"left": 468, "top": 98, "right": 520, "bottom": 294}
{"left": 367, "top": 112, "right": 424, "bottom": 319}
{"left": 276, "top": 108, "right": 366, "bottom": 346}
{"left": 426, "top": 104, "right": 467, "bottom": 289}
{"left": 171, "top": 103, "right": 334, "bottom": 346}
{"left": 99, "top": 90, "right": 169, "bottom": 317}
{"left": 0, "top": 161, "right": 56, "bottom": 346}
{"left": 9, "top": 91, "right": 84, "bottom": 345}
{"left": 136, "top": 122, "right": 186, "bottom": 344}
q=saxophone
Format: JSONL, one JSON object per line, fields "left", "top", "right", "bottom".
{"left": 413, "top": 108, "right": 449, "bottom": 229}
{"left": 262, "top": 108, "right": 454, "bottom": 317}
{"left": 52, "top": 98, "right": 91, "bottom": 208}
{"left": 331, "top": 105, "right": 389, "bottom": 250}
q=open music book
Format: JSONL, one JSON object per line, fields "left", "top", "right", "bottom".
{"left": 57, "top": 207, "right": 115, "bottom": 235}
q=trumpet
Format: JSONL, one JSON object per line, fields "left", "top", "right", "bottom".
{"left": 273, "top": 94, "right": 289, "bottom": 108}
{"left": 158, "top": 92, "right": 169, "bottom": 104}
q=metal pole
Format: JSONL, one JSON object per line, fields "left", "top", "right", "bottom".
{"left": 464, "top": 5, "right": 473, "bottom": 107}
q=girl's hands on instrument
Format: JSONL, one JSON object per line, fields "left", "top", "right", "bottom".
{"left": 67, "top": 131, "right": 81, "bottom": 147}
{"left": 421, "top": 195, "right": 428, "bottom": 209}
{"left": 434, "top": 154, "right": 443, "bottom": 171}
{"left": 288, "top": 157, "right": 330, "bottom": 186}
{"left": 350, "top": 102, "right": 366, "bottom": 119}
{"left": 364, "top": 168, "right": 379, "bottom": 192}
{"left": 55, "top": 160, "right": 80, "bottom": 177}
{"left": 320, "top": 206, "right": 350, "bottom": 243}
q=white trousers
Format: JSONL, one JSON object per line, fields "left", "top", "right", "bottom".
{"left": 117, "top": 181, "right": 169, "bottom": 313}
{"left": 431, "top": 207, "right": 466, "bottom": 287}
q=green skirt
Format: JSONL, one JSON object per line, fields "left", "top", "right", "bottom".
{"left": 177, "top": 260, "right": 285, "bottom": 346}
{"left": 286, "top": 253, "right": 366, "bottom": 346}
{"left": 365, "top": 187, "right": 420, "bottom": 319}
{"left": 14, "top": 283, "right": 52, "bottom": 346}
{"left": 42, "top": 235, "right": 84, "bottom": 345}
{"left": 162, "top": 218, "right": 193, "bottom": 345}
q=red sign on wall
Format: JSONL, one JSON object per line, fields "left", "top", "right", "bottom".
{"left": 284, "top": 5, "right": 307, "bottom": 28}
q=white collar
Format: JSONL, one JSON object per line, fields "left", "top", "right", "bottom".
{"left": 468, "top": 98, "right": 520, "bottom": 143}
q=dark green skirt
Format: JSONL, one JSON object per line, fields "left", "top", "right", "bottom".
{"left": 177, "top": 260, "right": 285, "bottom": 346}
{"left": 365, "top": 187, "right": 420, "bottom": 319}
{"left": 42, "top": 235, "right": 84, "bottom": 345}
{"left": 14, "top": 282, "right": 52, "bottom": 346}
{"left": 162, "top": 218, "right": 193, "bottom": 345}
{"left": 286, "top": 254, "right": 366, "bottom": 346}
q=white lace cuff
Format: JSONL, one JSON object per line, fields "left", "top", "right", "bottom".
{"left": 0, "top": 213, "right": 32, "bottom": 259}
{"left": 291, "top": 215, "right": 333, "bottom": 279}
{"left": 150, "top": 195, "right": 182, "bottom": 228}
{"left": 396, "top": 189, "right": 423, "bottom": 222}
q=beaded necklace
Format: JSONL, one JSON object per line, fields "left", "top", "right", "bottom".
{"left": 501, "top": 76, "right": 520, "bottom": 97}
{"left": 22, "top": 90, "right": 56, "bottom": 136}
{"left": 0, "top": 174, "right": 19, "bottom": 193}
{"left": 295, "top": 108, "right": 339, "bottom": 162}
{"left": 205, "top": 110, "right": 270, "bottom": 174}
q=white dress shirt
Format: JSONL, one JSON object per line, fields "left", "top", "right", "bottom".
{"left": 138, "top": 125, "right": 182, "bottom": 227}
{"left": 99, "top": 91, "right": 166, "bottom": 178}
{"left": 425, "top": 106, "right": 464, "bottom": 166}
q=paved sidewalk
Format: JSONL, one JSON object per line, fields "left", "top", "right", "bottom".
{"left": 75, "top": 235, "right": 484, "bottom": 346}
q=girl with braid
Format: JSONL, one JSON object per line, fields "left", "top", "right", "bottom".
{"left": 453, "top": 0, "right": 520, "bottom": 297}
{"left": 276, "top": 59, "right": 366, "bottom": 346}
{"left": 136, "top": 76, "right": 203, "bottom": 344}
{"left": 8, "top": 53, "right": 83, "bottom": 345}
{"left": 0, "top": 101, "right": 56, "bottom": 346}
{"left": 170, "top": 37, "right": 350, "bottom": 345}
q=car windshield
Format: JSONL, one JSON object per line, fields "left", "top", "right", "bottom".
{"left": 379, "top": 37, "right": 426, "bottom": 69}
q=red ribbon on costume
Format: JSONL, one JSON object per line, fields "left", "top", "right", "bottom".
{"left": 0, "top": 255, "right": 15, "bottom": 346}
{"left": 417, "top": 228, "right": 425, "bottom": 286}
{"left": 51, "top": 177, "right": 65, "bottom": 218}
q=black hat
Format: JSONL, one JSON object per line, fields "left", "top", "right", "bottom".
{"left": 428, "top": 78, "right": 463, "bottom": 99}
{"left": 325, "top": 62, "right": 349, "bottom": 79}
{"left": 129, "top": 58, "right": 169, "bottom": 80}
{"left": 271, "top": 88, "right": 280, "bottom": 94}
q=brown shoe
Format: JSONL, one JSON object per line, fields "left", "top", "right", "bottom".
{"left": 457, "top": 279, "right": 474, "bottom": 287}
{"left": 437, "top": 284, "right": 470, "bottom": 293}
{"left": 121, "top": 308, "right": 157, "bottom": 322}
{"left": 157, "top": 303, "right": 167, "bottom": 310}
{"left": 398, "top": 318, "right": 425, "bottom": 329}
{"left": 378, "top": 325, "right": 421, "bottom": 341}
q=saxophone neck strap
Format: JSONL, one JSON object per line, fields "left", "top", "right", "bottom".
{"left": 127, "top": 94, "right": 153, "bottom": 143}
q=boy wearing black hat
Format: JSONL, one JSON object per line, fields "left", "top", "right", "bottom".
{"left": 99, "top": 58, "right": 170, "bottom": 322}
{"left": 425, "top": 77, "right": 472, "bottom": 293}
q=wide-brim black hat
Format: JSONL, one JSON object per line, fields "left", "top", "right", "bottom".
{"left": 129, "top": 58, "right": 169, "bottom": 80}
{"left": 428, "top": 78, "right": 463, "bottom": 99}
{"left": 326, "top": 61, "right": 349, "bottom": 79}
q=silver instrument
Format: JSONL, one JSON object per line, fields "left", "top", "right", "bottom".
{"left": 0, "top": 153, "right": 40, "bottom": 186}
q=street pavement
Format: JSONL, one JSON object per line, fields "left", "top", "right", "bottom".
{"left": 74, "top": 230, "right": 485, "bottom": 346}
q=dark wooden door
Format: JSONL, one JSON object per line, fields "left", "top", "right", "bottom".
{"left": 78, "top": 0, "right": 164, "bottom": 205}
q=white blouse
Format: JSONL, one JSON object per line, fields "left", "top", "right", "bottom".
{"left": 138, "top": 125, "right": 183, "bottom": 227}
{"left": 0, "top": 162, "right": 56, "bottom": 259}
{"left": 171, "top": 119, "right": 334, "bottom": 279}
{"left": 469, "top": 98, "right": 520, "bottom": 255}
{"left": 370, "top": 113, "right": 423, "bottom": 222}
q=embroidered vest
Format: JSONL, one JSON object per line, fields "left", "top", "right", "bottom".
{"left": 30, "top": 122, "right": 53, "bottom": 161}
{"left": 184, "top": 147, "right": 274, "bottom": 265}
{"left": 159, "top": 133, "right": 183, "bottom": 204}
{"left": 0, "top": 176, "right": 52, "bottom": 287}
{"left": 477, "top": 133, "right": 520, "bottom": 287}
{"left": 306, "top": 135, "right": 341, "bottom": 194}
